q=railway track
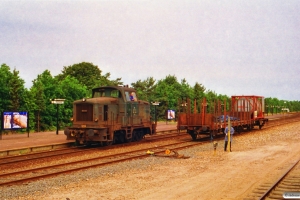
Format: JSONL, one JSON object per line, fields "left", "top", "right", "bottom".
{"left": 259, "top": 159, "right": 300, "bottom": 200}
{"left": 1, "top": 114, "right": 297, "bottom": 169}
{"left": 0, "top": 130, "right": 185, "bottom": 165}
{"left": 1, "top": 114, "right": 299, "bottom": 188}
{"left": 0, "top": 139, "right": 204, "bottom": 187}
{"left": 245, "top": 159, "right": 300, "bottom": 200}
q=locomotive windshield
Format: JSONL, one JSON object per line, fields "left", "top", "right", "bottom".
{"left": 93, "top": 88, "right": 121, "bottom": 98}
{"left": 125, "top": 91, "right": 137, "bottom": 101}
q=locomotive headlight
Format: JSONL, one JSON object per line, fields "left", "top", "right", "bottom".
{"left": 82, "top": 98, "right": 86, "bottom": 102}
{"left": 70, "top": 117, "right": 74, "bottom": 122}
{"left": 94, "top": 118, "right": 98, "bottom": 122}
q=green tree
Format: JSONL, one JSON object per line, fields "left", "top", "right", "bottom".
{"left": 154, "top": 75, "right": 182, "bottom": 120}
{"left": 31, "top": 79, "right": 46, "bottom": 132}
{"left": 8, "top": 68, "right": 26, "bottom": 111}
{"left": 180, "top": 78, "right": 193, "bottom": 100}
{"left": 56, "top": 62, "right": 123, "bottom": 93}
{"left": 193, "top": 82, "right": 206, "bottom": 101}
{"left": 56, "top": 75, "right": 88, "bottom": 128}
{"left": 131, "top": 77, "right": 157, "bottom": 101}
{"left": 21, "top": 89, "right": 36, "bottom": 131}
{"left": 0, "top": 64, "right": 13, "bottom": 112}
{"left": 205, "top": 90, "right": 218, "bottom": 113}
{"left": 31, "top": 70, "right": 58, "bottom": 131}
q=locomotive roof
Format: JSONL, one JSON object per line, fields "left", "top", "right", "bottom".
{"left": 92, "top": 85, "right": 136, "bottom": 92}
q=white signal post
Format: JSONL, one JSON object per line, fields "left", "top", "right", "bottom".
{"left": 51, "top": 99, "right": 65, "bottom": 135}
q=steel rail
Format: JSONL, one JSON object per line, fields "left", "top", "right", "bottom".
{"left": 259, "top": 159, "right": 300, "bottom": 200}
{"left": 0, "top": 140, "right": 203, "bottom": 187}
{"left": 0, "top": 130, "right": 184, "bottom": 165}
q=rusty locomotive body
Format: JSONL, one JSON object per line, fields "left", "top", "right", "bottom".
{"left": 177, "top": 95, "right": 269, "bottom": 140}
{"left": 64, "top": 86, "right": 154, "bottom": 145}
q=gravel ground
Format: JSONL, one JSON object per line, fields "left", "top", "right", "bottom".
{"left": 1, "top": 121, "right": 300, "bottom": 200}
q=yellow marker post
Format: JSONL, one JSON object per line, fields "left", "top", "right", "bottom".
{"left": 213, "top": 142, "right": 218, "bottom": 155}
{"left": 227, "top": 117, "right": 231, "bottom": 152}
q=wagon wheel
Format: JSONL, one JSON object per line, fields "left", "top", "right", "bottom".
{"left": 188, "top": 130, "right": 197, "bottom": 141}
{"left": 191, "top": 134, "right": 197, "bottom": 141}
{"left": 75, "top": 139, "right": 81, "bottom": 146}
{"left": 210, "top": 131, "right": 214, "bottom": 140}
{"left": 247, "top": 125, "right": 251, "bottom": 131}
{"left": 86, "top": 141, "right": 92, "bottom": 147}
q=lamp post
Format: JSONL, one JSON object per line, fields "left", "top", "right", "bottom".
{"left": 51, "top": 99, "right": 65, "bottom": 135}
{"left": 151, "top": 102, "right": 160, "bottom": 134}
{"left": 284, "top": 101, "right": 286, "bottom": 120}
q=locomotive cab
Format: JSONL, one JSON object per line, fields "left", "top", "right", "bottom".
{"left": 64, "top": 85, "right": 153, "bottom": 146}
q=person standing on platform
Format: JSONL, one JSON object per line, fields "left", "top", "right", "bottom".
{"left": 224, "top": 125, "right": 234, "bottom": 152}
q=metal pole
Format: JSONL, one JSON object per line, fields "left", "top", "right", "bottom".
{"left": 155, "top": 105, "right": 157, "bottom": 133}
{"left": 227, "top": 117, "right": 231, "bottom": 152}
{"left": 56, "top": 104, "right": 59, "bottom": 135}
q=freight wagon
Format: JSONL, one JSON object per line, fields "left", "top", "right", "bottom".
{"left": 177, "top": 95, "right": 268, "bottom": 140}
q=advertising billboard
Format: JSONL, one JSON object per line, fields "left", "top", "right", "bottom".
{"left": 167, "top": 110, "right": 175, "bottom": 120}
{"left": 2, "top": 111, "right": 28, "bottom": 130}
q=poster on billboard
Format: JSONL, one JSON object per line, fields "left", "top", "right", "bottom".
{"left": 2, "top": 111, "right": 28, "bottom": 130}
{"left": 167, "top": 110, "right": 175, "bottom": 120}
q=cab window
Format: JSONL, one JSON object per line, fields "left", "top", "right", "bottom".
{"left": 125, "top": 91, "right": 137, "bottom": 101}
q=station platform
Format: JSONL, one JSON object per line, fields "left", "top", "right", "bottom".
{"left": 0, "top": 131, "right": 67, "bottom": 152}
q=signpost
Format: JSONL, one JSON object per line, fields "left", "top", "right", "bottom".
{"left": 151, "top": 102, "right": 160, "bottom": 134}
{"left": 51, "top": 99, "right": 65, "bottom": 135}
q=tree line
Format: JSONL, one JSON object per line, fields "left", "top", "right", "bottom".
{"left": 0, "top": 62, "right": 299, "bottom": 133}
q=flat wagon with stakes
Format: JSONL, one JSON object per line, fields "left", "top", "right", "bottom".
{"left": 177, "top": 95, "right": 268, "bottom": 140}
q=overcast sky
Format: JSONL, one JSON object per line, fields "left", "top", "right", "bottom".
{"left": 1, "top": 1, "right": 299, "bottom": 101}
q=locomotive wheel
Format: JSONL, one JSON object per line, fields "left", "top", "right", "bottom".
{"left": 132, "top": 131, "right": 138, "bottom": 142}
{"left": 132, "top": 130, "right": 143, "bottom": 142}
{"left": 114, "top": 132, "right": 125, "bottom": 144}
{"left": 125, "top": 136, "right": 132, "bottom": 143}
{"left": 104, "top": 141, "right": 113, "bottom": 146}
{"left": 98, "top": 141, "right": 104, "bottom": 147}
{"left": 137, "top": 131, "right": 144, "bottom": 141}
